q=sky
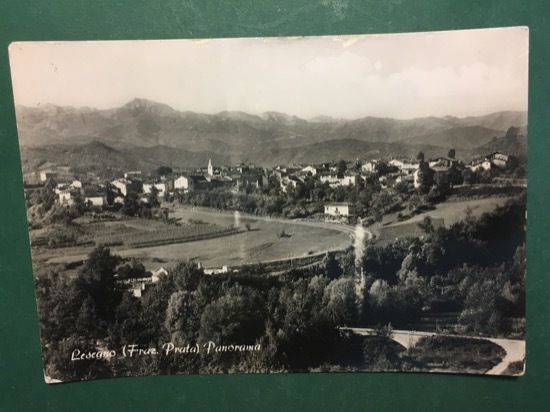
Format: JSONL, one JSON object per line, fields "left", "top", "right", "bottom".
{"left": 8, "top": 27, "right": 529, "bottom": 120}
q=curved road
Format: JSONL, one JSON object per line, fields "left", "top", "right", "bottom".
{"left": 342, "top": 327, "right": 525, "bottom": 376}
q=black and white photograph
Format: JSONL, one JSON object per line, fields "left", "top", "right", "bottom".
{"left": 8, "top": 27, "right": 528, "bottom": 383}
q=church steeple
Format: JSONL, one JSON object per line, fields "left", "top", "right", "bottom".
{"left": 207, "top": 158, "right": 213, "bottom": 177}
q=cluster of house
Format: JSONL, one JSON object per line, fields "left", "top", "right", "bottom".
{"left": 36, "top": 159, "right": 268, "bottom": 208}
{"left": 128, "top": 263, "right": 235, "bottom": 298}
{"left": 38, "top": 151, "right": 512, "bottom": 212}
{"left": 39, "top": 169, "right": 117, "bottom": 208}
{"left": 124, "top": 267, "right": 168, "bottom": 298}
{"left": 468, "top": 152, "right": 511, "bottom": 171}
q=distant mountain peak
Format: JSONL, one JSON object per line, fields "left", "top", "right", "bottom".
{"left": 123, "top": 98, "right": 176, "bottom": 116}
{"left": 259, "top": 111, "right": 307, "bottom": 127}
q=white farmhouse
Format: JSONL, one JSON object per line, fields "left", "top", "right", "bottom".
{"left": 468, "top": 161, "right": 492, "bottom": 172}
{"left": 124, "top": 171, "right": 142, "bottom": 179}
{"left": 361, "top": 160, "right": 380, "bottom": 173}
{"left": 86, "top": 196, "right": 104, "bottom": 207}
{"left": 71, "top": 180, "right": 83, "bottom": 189}
{"left": 390, "top": 159, "right": 419, "bottom": 172}
{"left": 324, "top": 202, "right": 354, "bottom": 217}
{"left": 143, "top": 179, "right": 173, "bottom": 196}
{"left": 319, "top": 173, "right": 340, "bottom": 185}
{"left": 40, "top": 171, "right": 57, "bottom": 182}
{"left": 58, "top": 190, "right": 74, "bottom": 206}
{"left": 301, "top": 165, "right": 318, "bottom": 176}
{"left": 341, "top": 174, "right": 358, "bottom": 186}
{"left": 111, "top": 178, "right": 129, "bottom": 196}
{"left": 487, "top": 152, "right": 510, "bottom": 167}
{"left": 174, "top": 175, "right": 195, "bottom": 192}
{"left": 151, "top": 267, "right": 168, "bottom": 282}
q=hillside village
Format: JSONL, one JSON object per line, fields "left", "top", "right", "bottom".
{"left": 28, "top": 149, "right": 521, "bottom": 222}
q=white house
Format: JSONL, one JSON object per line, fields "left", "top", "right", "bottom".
{"left": 203, "top": 265, "right": 229, "bottom": 275}
{"left": 319, "top": 173, "right": 340, "bottom": 185}
{"left": 413, "top": 169, "right": 422, "bottom": 189}
{"left": 301, "top": 165, "right": 318, "bottom": 176}
{"left": 58, "top": 190, "right": 73, "bottom": 206}
{"left": 487, "top": 152, "right": 510, "bottom": 167}
{"left": 174, "top": 175, "right": 195, "bottom": 192}
{"left": 468, "top": 161, "right": 492, "bottom": 172}
{"left": 40, "top": 171, "right": 57, "bottom": 182}
{"left": 124, "top": 171, "right": 142, "bottom": 179}
{"left": 361, "top": 160, "right": 380, "bottom": 173}
{"left": 324, "top": 202, "right": 354, "bottom": 217}
{"left": 390, "top": 159, "right": 419, "bottom": 172}
{"left": 429, "top": 157, "right": 457, "bottom": 168}
{"left": 143, "top": 179, "right": 173, "bottom": 195}
{"left": 151, "top": 267, "right": 168, "bottom": 283}
{"left": 111, "top": 178, "right": 129, "bottom": 196}
{"left": 86, "top": 196, "right": 104, "bottom": 207}
{"left": 341, "top": 174, "right": 358, "bottom": 186}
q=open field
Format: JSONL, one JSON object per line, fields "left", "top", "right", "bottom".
{"left": 32, "top": 195, "right": 516, "bottom": 274}
{"left": 392, "top": 197, "right": 512, "bottom": 228}
{"left": 368, "top": 196, "right": 515, "bottom": 245}
{"left": 34, "top": 206, "right": 351, "bottom": 271}
{"left": 132, "top": 207, "right": 352, "bottom": 268}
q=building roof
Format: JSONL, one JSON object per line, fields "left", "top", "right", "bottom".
{"left": 324, "top": 202, "right": 351, "bottom": 207}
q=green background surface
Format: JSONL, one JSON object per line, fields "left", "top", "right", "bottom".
{"left": 0, "top": 1, "right": 548, "bottom": 411}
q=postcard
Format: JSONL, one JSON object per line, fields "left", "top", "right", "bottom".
{"left": 8, "top": 27, "right": 528, "bottom": 382}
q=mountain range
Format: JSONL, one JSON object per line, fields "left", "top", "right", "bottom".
{"left": 15, "top": 98, "right": 527, "bottom": 173}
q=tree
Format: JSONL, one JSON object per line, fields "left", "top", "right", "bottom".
{"left": 447, "top": 164, "right": 464, "bottom": 186}
{"left": 199, "top": 284, "right": 264, "bottom": 345}
{"left": 322, "top": 252, "right": 343, "bottom": 280}
{"left": 122, "top": 191, "right": 140, "bottom": 217}
{"left": 368, "top": 279, "right": 390, "bottom": 308}
{"left": 372, "top": 207, "right": 383, "bottom": 223}
{"left": 418, "top": 215, "right": 435, "bottom": 236}
{"left": 165, "top": 291, "right": 201, "bottom": 342}
{"left": 75, "top": 246, "right": 122, "bottom": 322}
{"left": 156, "top": 166, "right": 173, "bottom": 176}
{"left": 147, "top": 186, "right": 160, "bottom": 208}
{"left": 408, "top": 193, "right": 422, "bottom": 212}
{"left": 294, "top": 183, "right": 307, "bottom": 200}
{"left": 117, "top": 259, "right": 146, "bottom": 280}
{"left": 337, "top": 159, "right": 347, "bottom": 176}
{"left": 416, "top": 151, "right": 425, "bottom": 162}
{"left": 480, "top": 170, "right": 493, "bottom": 184}
{"left": 322, "top": 278, "right": 357, "bottom": 324}
{"left": 448, "top": 148, "right": 456, "bottom": 159}
{"left": 172, "top": 261, "right": 202, "bottom": 291}
{"left": 426, "top": 184, "right": 446, "bottom": 204}
{"left": 462, "top": 168, "right": 480, "bottom": 185}
{"left": 376, "top": 161, "right": 397, "bottom": 176}
{"left": 457, "top": 279, "right": 502, "bottom": 335}
{"left": 416, "top": 161, "right": 434, "bottom": 194}
{"left": 108, "top": 293, "right": 145, "bottom": 347}
{"left": 71, "top": 191, "right": 87, "bottom": 216}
